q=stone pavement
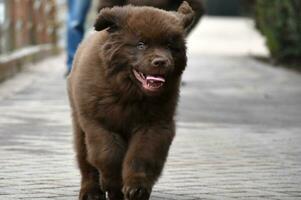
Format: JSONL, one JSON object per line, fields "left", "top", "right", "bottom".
{"left": 1, "top": 17, "right": 301, "bottom": 200}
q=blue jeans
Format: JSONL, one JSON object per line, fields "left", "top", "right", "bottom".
{"left": 66, "top": 0, "right": 92, "bottom": 72}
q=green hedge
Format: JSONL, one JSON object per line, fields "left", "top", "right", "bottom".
{"left": 255, "top": 0, "right": 301, "bottom": 63}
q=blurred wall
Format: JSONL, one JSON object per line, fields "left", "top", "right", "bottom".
{"left": 0, "top": 0, "right": 65, "bottom": 82}
{"left": 0, "top": 0, "right": 60, "bottom": 54}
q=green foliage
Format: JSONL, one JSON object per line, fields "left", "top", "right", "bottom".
{"left": 255, "top": 0, "right": 301, "bottom": 62}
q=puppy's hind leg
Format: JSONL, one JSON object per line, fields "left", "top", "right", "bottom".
{"left": 73, "top": 115, "right": 106, "bottom": 200}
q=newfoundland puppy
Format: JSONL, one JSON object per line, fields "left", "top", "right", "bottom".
{"left": 67, "top": 2, "right": 194, "bottom": 200}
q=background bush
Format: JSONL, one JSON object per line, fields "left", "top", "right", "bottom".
{"left": 255, "top": 0, "right": 301, "bottom": 63}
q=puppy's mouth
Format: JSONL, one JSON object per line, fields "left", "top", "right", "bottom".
{"left": 133, "top": 69, "right": 165, "bottom": 92}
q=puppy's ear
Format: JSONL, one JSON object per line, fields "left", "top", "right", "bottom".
{"left": 94, "top": 7, "right": 126, "bottom": 32}
{"left": 177, "top": 1, "right": 195, "bottom": 30}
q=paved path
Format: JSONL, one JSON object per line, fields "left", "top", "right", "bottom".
{"left": 1, "top": 17, "right": 301, "bottom": 200}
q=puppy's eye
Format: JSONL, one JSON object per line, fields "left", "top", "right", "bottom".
{"left": 137, "top": 42, "right": 146, "bottom": 50}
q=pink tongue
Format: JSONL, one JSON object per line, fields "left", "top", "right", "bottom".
{"left": 146, "top": 76, "right": 165, "bottom": 83}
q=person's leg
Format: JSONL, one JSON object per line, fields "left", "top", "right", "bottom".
{"left": 66, "top": 0, "right": 92, "bottom": 75}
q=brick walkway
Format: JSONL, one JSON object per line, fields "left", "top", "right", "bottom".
{"left": 1, "top": 18, "right": 301, "bottom": 200}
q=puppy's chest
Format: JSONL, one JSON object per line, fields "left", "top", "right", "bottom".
{"left": 98, "top": 100, "right": 150, "bottom": 131}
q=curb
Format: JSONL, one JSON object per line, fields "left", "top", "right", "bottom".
{"left": 0, "top": 44, "right": 60, "bottom": 83}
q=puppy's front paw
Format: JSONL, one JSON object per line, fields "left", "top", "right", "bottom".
{"left": 123, "top": 178, "right": 151, "bottom": 200}
{"left": 123, "top": 186, "right": 150, "bottom": 200}
{"left": 79, "top": 188, "right": 106, "bottom": 200}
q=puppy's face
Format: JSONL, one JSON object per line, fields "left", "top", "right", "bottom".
{"left": 95, "top": 2, "right": 194, "bottom": 96}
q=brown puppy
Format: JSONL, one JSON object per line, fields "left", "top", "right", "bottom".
{"left": 68, "top": 2, "right": 194, "bottom": 200}
{"left": 98, "top": 0, "right": 204, "bottom": 33}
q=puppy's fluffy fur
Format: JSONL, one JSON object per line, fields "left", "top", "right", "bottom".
{"left": 68, "top": 2, "right": 194, "bottom": 200}
{"left": 98, "top": 0, "right": 204, "bottom": 33}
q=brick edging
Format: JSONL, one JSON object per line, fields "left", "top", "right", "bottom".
{"left": 0, "top": 44, "right": 60, "bottom": 83}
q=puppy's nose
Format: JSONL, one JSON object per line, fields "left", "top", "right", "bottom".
{"left": 151, "top": 57, "right": 168, "bottom": 68}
